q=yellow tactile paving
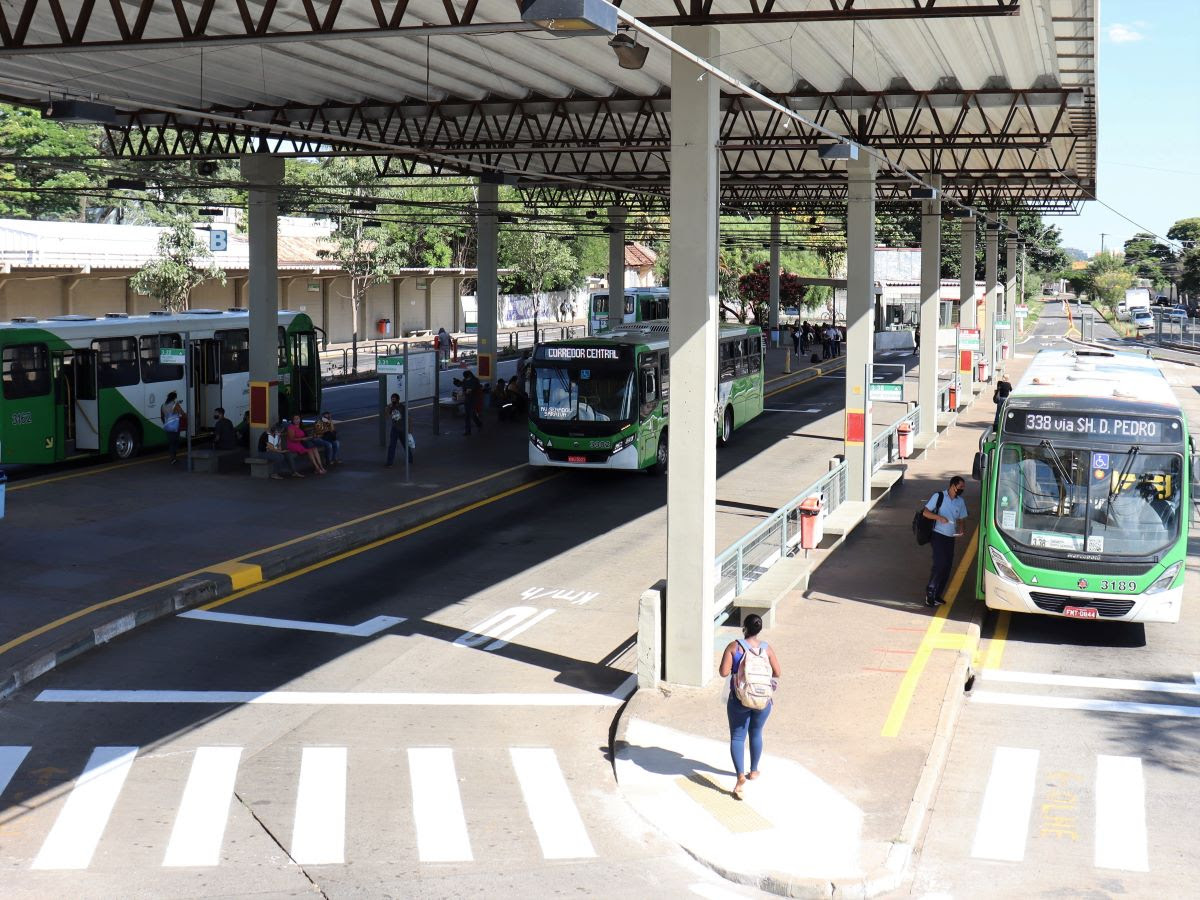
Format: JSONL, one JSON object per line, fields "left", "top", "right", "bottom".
{"left": 675, "top": 771, "right": 773, "bottom": 833}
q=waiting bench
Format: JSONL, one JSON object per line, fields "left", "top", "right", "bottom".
{"left": 189, "top": 448, "right": 244, "bottom": 474}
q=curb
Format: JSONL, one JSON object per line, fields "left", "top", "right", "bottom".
{"left": 0, "top": 464, "right": 545, "bottom": 704}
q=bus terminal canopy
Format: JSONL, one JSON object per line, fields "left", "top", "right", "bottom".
{"left": 0, "top": 0, "right": 1095, "bottom": 214}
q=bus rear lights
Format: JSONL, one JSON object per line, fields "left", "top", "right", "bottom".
{"left": 988, "top": 547, "right": 1021, "bottom": 584}
{"left": 1145, "top": 563, "right": 1182, "bottom": 595}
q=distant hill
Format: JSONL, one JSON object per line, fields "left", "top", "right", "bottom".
{"left": 1063, "top": 247, "right": 1089, "bottom": 262}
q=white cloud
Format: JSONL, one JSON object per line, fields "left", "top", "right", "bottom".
{"left": 1106, "top": 23, "right": 1146, "bottom": 43}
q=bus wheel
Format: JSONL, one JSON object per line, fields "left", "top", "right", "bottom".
{"left": 109, "top": 419, "right": 142, "bottom": 460}
{"left": 650, "top": 431, "right": 668, "bottom": 476}
{"left": 718, "top": 407, "right": 733, "bottom": 446}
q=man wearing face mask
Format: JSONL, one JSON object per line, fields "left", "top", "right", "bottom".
{"left": 212, "top": 407, "right": 237, "bottom": 451}
{"left": 921, "top": 476, "right": 968, "bottom": 607}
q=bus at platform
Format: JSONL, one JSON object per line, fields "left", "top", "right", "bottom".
{"left": 587, "top": 286, "right": 669, "bottom": 335}
{"left": 528, "top": 319, "right": 763, "bottom": 473}
{"left": 975, "top": 348, "right": 1196, "bottom": 623}
{"left": 0, "top": 308, "right": 321, "bottom": 464}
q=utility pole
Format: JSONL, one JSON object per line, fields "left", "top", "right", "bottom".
{"left": 1100, "top": 233, "right": 1108, "bottom": 255}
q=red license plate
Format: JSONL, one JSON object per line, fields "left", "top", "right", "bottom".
{"left": 567, "top": 455, "right": 587, "bottom": 464}
{"left": 1063, "top": 606, "right": 1098, "bottom": 620}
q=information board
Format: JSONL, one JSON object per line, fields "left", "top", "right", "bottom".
{"left": 1003, "top": 411, "right": 1182, "bottom": 445}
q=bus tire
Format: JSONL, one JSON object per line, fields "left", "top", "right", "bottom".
{"left": 718, "top": 406, "right": 734, "bottom": 446}
{"left": 109, "top": 418, "right": 142, "bottom": 460}
{"left": 649, "top": 431, "right": 668, "bottom": 476}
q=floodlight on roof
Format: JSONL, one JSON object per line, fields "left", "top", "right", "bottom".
{"left": 817, "top": 143, "right": 859, "bottom": 161}
{"left": 44, "top": 98, "right": 118, "bottom": 124}
{"left": 609, "top": 32, "right": 649, "bottom": 70}
{"left": 350, "top": 199, "right": 376, "bottom": 211}
{"left": 909, "top": 187, "right": 939, "bottom": 200}
{"left": 197, "top": 160, "right": 220, "bottom": 176}
{"left": 519, "top": 0, "right": 618, "bottom": 35}
{"left": 106, "top": 177, "right": 146, "bottom": 190}
{"left": 946, "top": 207, "right": 975, "bottom": 218}
{"left": 199, "top": 207, "right": 222, "bottom": 216}
{"left": 362, "top": 219, "right": 382, "bottom": 228}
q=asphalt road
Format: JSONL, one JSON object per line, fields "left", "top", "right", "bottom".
{"left": 0, "top": 353, "right": 899, "bottom": 898}
{"left": 900, "top": 302, "right": 1200, "bottom": 899}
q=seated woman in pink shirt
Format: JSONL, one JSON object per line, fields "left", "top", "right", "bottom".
{"left": 286, "top": 415, "right": 327, "bottom": 474}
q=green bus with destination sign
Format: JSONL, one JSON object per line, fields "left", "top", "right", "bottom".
{"left": 974, "top": 348, "right": 1197, "bottom": 623}
{"left": 528, "top": 320, "right": 764, "bottom": 473}
{"left": 0, "top": 309, "right": 321, "bottom": 464}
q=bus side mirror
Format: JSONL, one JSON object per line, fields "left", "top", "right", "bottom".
{"left": 972, "top": 451, "right": 986, "bottom": 481}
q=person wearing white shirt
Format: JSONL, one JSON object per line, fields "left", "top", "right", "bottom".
{"left": 922, "top": 476, "right": 968, "bottom": 607}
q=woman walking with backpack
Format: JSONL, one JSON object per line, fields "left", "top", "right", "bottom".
{"left": 719, "top": 614, "right": 781, "bottom": 800}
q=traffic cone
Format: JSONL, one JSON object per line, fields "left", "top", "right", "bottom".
{"left": 784, "top": 348, "right": 791, "bottom": 374}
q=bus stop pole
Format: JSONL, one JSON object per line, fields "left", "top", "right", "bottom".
{"left": 378, "top": 375, "right": 386, "bottom": 448}
{"left": 185, "top": 331, "right": 193, "bottom": 472}
{"left": 403, "top": 342, "right": 410, "bottom": 483}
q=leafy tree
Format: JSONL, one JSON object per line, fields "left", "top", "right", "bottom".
{"left": 319, "top": 216, "right": 403, "bottom": 373}
{"left": 130, "top": 222, "right": 226, "bottom": 313}
{"left": 738, "top": 262, "right": 808, "bottom": 324}
{"left": 1166, "top": 217, "right": 1200, "bottom": 248}
{"left": 1122, "top": 231, "right": 1174, "bottom": 286}
{"left": 0, "top": 105, "right": 97, "bottom": 220}
{"left": 1085, "top": 252, "right": 1133, "bottom": 307}
{"left": 500, "top": 229, "right": 578, "bottom": 333}
{"left": 1179, "top": 248, "right": 1200, "bottom": 297}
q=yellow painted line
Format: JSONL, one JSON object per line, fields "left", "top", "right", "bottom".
{"left": 0, "top": 462, "right": 534, "bottom": 659}
{"left": 206, "top": 561, "right": 264, "bottom": 592}
{"left": 981, "top": 611, "right": 1011, "bottom": 671}
{"left": 881, "top": 529, "right": 979, "bottom": 738}
{"left": 764, "top": 360, "right": 846, "bottom": 400}
{"left": 8, "top": 454, "right": 164, "bottom": 492}
{"left": 199, "top": 474, "right": 560, "bottom": 611}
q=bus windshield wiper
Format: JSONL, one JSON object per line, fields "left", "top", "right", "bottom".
{"left": 1104, "top": 445, "right": 1141, "bottom": 518}
{"left": 1039, "top": 439, "right": 1074, "bottom": 486}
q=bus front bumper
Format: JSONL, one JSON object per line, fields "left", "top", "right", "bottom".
{"left": 983, "top": 571, "right": 1182, "bottom": 623}
{"left": 528, "top": 441, "right": 641, "bottom": 470}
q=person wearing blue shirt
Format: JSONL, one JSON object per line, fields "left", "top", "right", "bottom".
{"left": 922, "top": 476, "right": 968, "bottom": 607}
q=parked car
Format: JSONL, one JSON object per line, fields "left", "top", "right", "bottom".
{"left": 1131, "top": 308, "right": 1154, "bottom": 330}
{"left": 1165, "top": 306, "right": 1189, "bottom": 322}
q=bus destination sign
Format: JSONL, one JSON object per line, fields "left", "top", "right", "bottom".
{"left": 1005, "top": 411, "right": 1180, "bottom": 444}
{"left": 537, "top": 346, "right": 624, "bottom": 361}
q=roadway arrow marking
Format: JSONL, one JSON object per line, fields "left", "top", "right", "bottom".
{"left": 178, "top": 610, "right": 405, "bottom": 637}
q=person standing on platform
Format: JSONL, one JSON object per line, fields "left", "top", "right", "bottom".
{"left": 160, "top": 391, "right": 184, "bottom": 464}
{"left": 718, "top": 614, "right": 781, "bottom": 800}
{"left": 385, "top": 393, "right": 411, "bottom": 467}
{"left": 454, "top": 368, "right": 484, "bottom": 436}
{"left": 437, "top": 326, "right": 452, "bottom": 364}
{"left": 922, "top": 476, "right": 968, "bottom": 607}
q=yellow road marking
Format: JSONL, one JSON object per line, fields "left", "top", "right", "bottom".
{"left": 206, "top": 562, "right": 264, "bottom": 592}
{"left": 764, "top": 360, "right": 846, "bottom": 400}
{"left": 881, "top": 529, "right": 979, "bottom": 738}
{"left": 199, "top": 474, "right": 560, "bottom": 611}
{"left": 0, "top": 462, "right": 533, "bottom": 658}
{"left": 8, "top": 454, "right": 163, "bottom": 492}
{"left": 981, "top": 611, "right": 1011, "bottom": 670}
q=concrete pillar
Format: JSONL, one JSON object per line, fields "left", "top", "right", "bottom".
{"left": 424, "top": 277, "right": 433, "bottom": 332}
{"left": 918, "top": 176, "right": 941, "bottom": 444}
{"left": 608, "top": 205, "right": 626, "bottom": 328}
{"left": 1005, "top": 214, "right": 1018, "bottom": 323}
{"left": 769, "top": 212, "right": 781, "bottom": 344}
{"left": 320, "top": 279, "right": 330, "bottom": 347}
{"left": 477, "top": 178, "right": 499, "bottom": 385}
{"left": 984, "top": 222, "right": 999, "bottom": 380}
{"left": 844, "top": 152, "right": 877, "bottom": 504}
{"left": 452, "top": 277, "right": 463, "bottom": 333}
{"left": 242, "top": 154, "right": 284, "bottom": 447}
{"left": 665, "top": 24, "right": 719, "bottom": 687}
{"left": 959, "top": 217, "right": 976, "bottom": 328}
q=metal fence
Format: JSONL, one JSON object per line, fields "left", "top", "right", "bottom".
{"left": 871, "top": 408, "right": 919, "bottom": 473}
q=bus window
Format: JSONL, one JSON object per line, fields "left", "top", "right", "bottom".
{"left": 748, "top": 336, "right": 762, "bottom": 373}
{"left": 139, "top": 333, "right": 184, "bottom": 383}
{"left": 278, "top": 326, "right": 289, "bottom": 368}
{"left": 718, "top": 341, "right": 735, "bottom": 382}
{"left": 593, "top": 293, "right": 608, "bottom": 315}
{"left": 93, "top": 336, "right": 139, "bottom": 388}
{"left": 734, "top": 340, "right": 748, "bottom": 377}
{"left": 216, "top": 329, "right": 249, "bottom": 374}
{"left": 2, "top": 343, "right": 50, "bottom": 399}
{"left": 624, "top": 294, "right": 635, "bottom": 317}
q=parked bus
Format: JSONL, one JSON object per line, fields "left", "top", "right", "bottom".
{"left": 0, "top": 309, "right": 321, "bottom": 464}
{"left": 528, "top": 319, "right": 764, "bottom": 473}
{"left": 974, "top": 349, "right": 1195, "bottom": 623}
{"left": 588, "top": 286, "right": 670, "bottom": 334}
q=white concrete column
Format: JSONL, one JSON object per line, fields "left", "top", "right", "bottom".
{"left": 476, "top": 178, "right": 499, "bottom": 385}
{"left": 665, "top": 24, "right": 719, "bottom": 687}
{"left": 984, "top": 222, "right": 1000, "bottom": 381}
{"left": 1005, "top": 215, "right": 1018, "bottom": 322}
{"left": 769, "top": 212, "right": 781, "bottom": 344}
{"left": 242, "top": 154, "right": 284, "bottom": 449}
{"left": 844, "top": 152, "right": 877, "bottom": 503}
{"left": 918, "top": 176, "right": 941, "bottom": 444}
{"left": 959, "top": 216, "right": 976, "bottom": 328}
{"left": 607, "top": 205, "right": 627, "bottom": 328}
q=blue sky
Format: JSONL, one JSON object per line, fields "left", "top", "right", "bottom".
{"left": 1050, "top": 1, "right": 1199, "bottom": 258}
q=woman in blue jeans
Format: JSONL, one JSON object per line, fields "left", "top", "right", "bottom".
{"left": 719, "top": 613, "right": 782, "bottom": 799}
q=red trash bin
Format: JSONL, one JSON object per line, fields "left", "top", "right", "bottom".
{"left": 977, "top": 359, "right": 989, "bottom": 382}
{"left": 948, "top": 383, "right": 958, "bottom": 410}
{"left": 798, "top": 495, "right": 824, "bottom": 550}
{"left": 898, "top": 422, "right": 912, "bottom": 459}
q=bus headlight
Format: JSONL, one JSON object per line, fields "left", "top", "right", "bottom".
{"left": 988, "top": 547, "right": 1021, "bottom": 584}
{"left": 530, "top": 433, "right": 546, "bottom": 453}
{"left": 1146, "top": 562, "right": 1182, "bottom": 595}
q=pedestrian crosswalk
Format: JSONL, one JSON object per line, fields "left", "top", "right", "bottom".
{"left": 0, "top": 743, "right": 599, "bottom": 870}
{"left": 970, "top": 746, "right": 1149, "bottom": 872}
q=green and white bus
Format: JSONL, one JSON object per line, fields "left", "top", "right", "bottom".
{"left": 588, "top": 286, "right": 670, "bottom": 335}
{"left": 528, "top": 320, "right": 764, "bottom": 473}
{"left": 0, "top": 309, "right": 321, "bottom": 464}
{"left": 975, "top": 348, "right": 1196, "bottom": 623}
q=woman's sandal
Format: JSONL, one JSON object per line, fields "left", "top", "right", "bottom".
{"left": 732, "top": 779, "right": 746, "bottom": 800}
{"left": 747, "top": 771, "right": 761, "bottom": 780}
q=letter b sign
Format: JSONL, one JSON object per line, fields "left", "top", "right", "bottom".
{"left": 209, "top": 229, "right": 228, "bottom": 252}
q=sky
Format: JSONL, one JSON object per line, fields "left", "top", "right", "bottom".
{"left": 1050, "top": 1, "right": 1200, "bottom": 258}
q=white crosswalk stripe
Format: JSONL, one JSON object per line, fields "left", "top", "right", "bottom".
{"left": 1, "top": 743, "right": 599, "bottom": 871}
{"left": 970, "top": 747, "right": 1039, "bottom": 862}
{"left": 1094, "top": 755, "right": 1148, "bottom": 872}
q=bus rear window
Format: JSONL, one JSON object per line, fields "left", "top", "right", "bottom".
{"left": 2, "top": 343, "right": 50, "bottom": 399}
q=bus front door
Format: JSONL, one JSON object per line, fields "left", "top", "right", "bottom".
{"left": 72, "top": 348, "right": 100, "bottom": 451}
{"left": 195, "top": 339, "right": 223, "bottom": 429}
{"left": 290, "top": 331, "right": 319, "bottom": 415}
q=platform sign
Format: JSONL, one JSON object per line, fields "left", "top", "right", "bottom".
{"left": 209, "top": 229, "right": 228, "bottom": 252}
{"left": 378, "top": 356, "right": 404, "bottom": 374}
{"left": 959, "top": 327, "right": 981, "bottom": 350}
{"left": 868, "top": 381, "right": 904, "bottom": 401}
{"left": 1015, "top": 305, "right": 1029, "bottom": 320}
{"left": 158, "top": 347, "right": 186, "bottom": 366}
{"left": 995, "top": 318, "right": 1011, "bottom": 331}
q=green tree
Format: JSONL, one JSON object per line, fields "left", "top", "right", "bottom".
{"left": 1122, "top": 231, "right": 1174, "bottom": 286}
{"left": 319, "top": 216, "right": 403, "bottom": 372}
{"left": 500, "top": 229, "right": 578, "bottom": 333}
{"left": 1085, "top": 252, "right": 1133, "bottom": 307}
{"left": 0, "top": 104, "right": 98, "bottom": 220}
{"left": 130, "top": 222, "right": 226, "bottom": 313}
{"left": 1166, "top": 217, "right": 1200, "bottom": 247}
{"left": 1178, "top": 248, "right": 1200, "bottom": 297}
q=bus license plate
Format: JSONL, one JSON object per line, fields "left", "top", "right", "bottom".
{"left": 567, "top": 455, "right": 587, "bottom": 464}
{"left": 1063, "top": 606, "right": 1098, "bottom": 620}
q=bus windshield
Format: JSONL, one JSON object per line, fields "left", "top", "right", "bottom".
{"left": 531, "top": 364, "right": 635, "bottom": 423}
{"left": 995, "top": 441, "right": 1183, "bottom": 556}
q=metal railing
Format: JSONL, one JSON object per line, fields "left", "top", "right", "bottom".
{"left": 872, "top": 407, "right": 920, "bottom": 473}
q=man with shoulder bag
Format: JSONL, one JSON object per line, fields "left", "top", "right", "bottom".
{"left": 921, "top": 476, "right": 968, "bottom": 607}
